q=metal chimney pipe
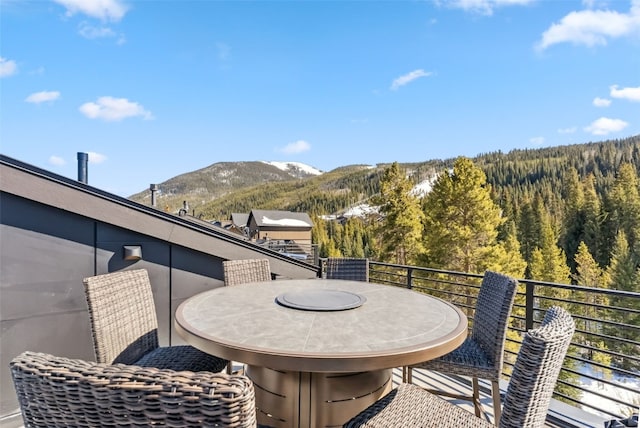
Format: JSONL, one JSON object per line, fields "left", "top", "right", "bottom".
{"left": 77, "top": 152, "right": 88, "bottom": 184}
{"left": 150, "top": 184, "right": 158, "bottom": 207}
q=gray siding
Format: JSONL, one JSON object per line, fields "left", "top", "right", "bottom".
{"left": 0, "top": 156, "right": 318, "bottom": 427}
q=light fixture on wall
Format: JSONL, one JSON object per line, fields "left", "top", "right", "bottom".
{"left": 123, "top": 245, "right": 142, "bottom": 261}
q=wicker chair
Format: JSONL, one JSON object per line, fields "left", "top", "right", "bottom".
{"left": 222, "top": 259, "right": 271, "bottom": 374}
{"left": 345, "top": 306, "right": 575, "bottom": 428}
{"left": 404, "top": 270, "right": 518, "bottom": 423}
{"left": 10, "top": 351, "right": 257, "bottom": 428}
{"left": 324, "top": 257, "right": 369, "bottom": 282}
{"left": 223, "top": 259, "right": 272, "bottom": 287}
{"left": 83, "top": 269, "right": 228, "bottom": 373}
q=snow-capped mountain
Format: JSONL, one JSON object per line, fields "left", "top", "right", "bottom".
{"left": 261, "top": 161, "right": 323, "bottom": 177}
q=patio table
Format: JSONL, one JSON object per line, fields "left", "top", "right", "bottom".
{"left": 175, "top": 279, "right": 467, "bottom": 428}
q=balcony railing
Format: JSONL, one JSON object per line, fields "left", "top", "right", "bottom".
{"left": 365, "top": 261, "right": 640, "bottom": 421}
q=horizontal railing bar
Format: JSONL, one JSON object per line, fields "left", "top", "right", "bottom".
{"left": 366, "top": 260, "right": 640, "bottom": 421}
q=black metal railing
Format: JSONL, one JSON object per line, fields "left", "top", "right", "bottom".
{"left": 366, "top": 261, "right": 640, "bottom": 421}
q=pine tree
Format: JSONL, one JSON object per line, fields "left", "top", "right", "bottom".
{"left": 561, "top": 168, "right": 585, "bottom": 273}
{"left": 481, "top": 220, "right": 527, "bottom": 279}
{"left": 604, "top": 163, "right": 640, "bottom": 263}
{"left": 572, "top": 241, "right": 612, "bottom": 379}
{"left": 373, "top": 162, "right": 425, "bottom": 265}
{"left": 422, "top": 157, "right": 505, "bottom": 274}
{"left": 604, "top": 231, "right": 640, "bottom": 370}
{"left": 528, "top": 209, "right": 571, "bottom": 285}
{"left": 581, "top": 174, "right": 603, "bottom": 267}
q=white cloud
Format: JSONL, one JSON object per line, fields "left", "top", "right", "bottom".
{"left": 28, "top": 66, "right": 45, "bottom": 76}
{"left": 530, "top": 136, "right": 545, "bottom": 145}
{"left": 53, "top": 0, "right": 128, "bottom": 22}
{"left": 536, "top": 3, "right": 640, "bottom": 50}
{"left": 278, "top": 140, "right": 311, "bottom": 154}
{"left": 437, "top": 0, "right": 534, "bottom": 16}
{"left": 78, "top": 22, "right": 116, "bottom": 39}
{"left": 25, "top": 91, "right": 61, "bottom": 104}
{"left": 88, "top": 152, "right": 107, "bottom": 164}
{"left": 558, "top": 127, "right": 578, "bottom": 134}
{"left": 79, "top": 96, "right": 154, "bottom": 121}
{"left": 391, "top": 69, "right": 432, "bottom": 90}
{"left": 610, "top": 84, "right": 640, "bottom": 102}
{"left": 593, "top": 97, "right": 611, "bottom": 107}
{"left": 48, "top": 156, "right": 66, "bottom": 166}
{"left": 584, "top": 117, "right": 629, "bottom": 135}
{"left": 0, "top": 57, "right": 17, "bottom": 77}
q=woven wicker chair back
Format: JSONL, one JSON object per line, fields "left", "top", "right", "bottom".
{"left": 470, "top": 270, "right": 518, "bottom": 371}
{"left": 343, "top": 306, "right": 575, "bottom": 427}
{"left": 325, "top": 257, "right": 369, "bottom": 282}
{"left": 10, "top": 351, "right": 257, "bottom": 428}
{"left": 499, "top": 306, "right": 575, "bottom": 427}
{"left": 83, "top": 269, "right": 159, "bottom": 365}
{"left": 223, "top": 259, "right": 272, "bottom": 286}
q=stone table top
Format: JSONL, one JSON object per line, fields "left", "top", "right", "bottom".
{"left": 175, "top": 279, "right": 467, "bottom": 373}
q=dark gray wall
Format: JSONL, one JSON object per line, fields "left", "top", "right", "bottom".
{"left": 0, "top": 194, "right": 225, "bottom": 426}
{"left": 0, "top": 156, "right": 318, "bottom": 427}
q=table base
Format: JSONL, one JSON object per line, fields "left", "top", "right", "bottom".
{"left": 247, "top": 366, "right": 393, "bottom": 428}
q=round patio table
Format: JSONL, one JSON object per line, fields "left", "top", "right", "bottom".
{"left": 175, "top": 279, "right": 467, "bottom": 428}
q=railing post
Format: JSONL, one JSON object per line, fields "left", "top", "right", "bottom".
{"left": 407, "top": 267, "right": 413, "bottom": 289}
{"left": 525, "top": 281, "right": 534, "bottom": 330}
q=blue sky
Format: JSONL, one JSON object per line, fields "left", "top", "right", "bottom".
{"left": 1, "top": 0, "right": 639, "bottom": 197}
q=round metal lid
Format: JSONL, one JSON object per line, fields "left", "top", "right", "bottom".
{"left": 275, "top": 289, "right": 366, "bottom": 311}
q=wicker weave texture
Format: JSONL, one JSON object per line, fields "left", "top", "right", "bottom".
{"left": 499, "top": 306, "right": 575, "bottom": 428}
{"left": 223, "top": 259, "right": 271, "bottom": 287}
{"left": 344, "top": 383, "right": 495, "bottom": 428}
{"left": 83, "top": 268, "right": 227, "bottom": 373}
{"left": 10, "top": 351, "right": 257, "bottom": 428}
{"left": 324, "top": 258, "right": 369, "bottom": 282}
{"left": 344, "top": 306, "right": 575, "bottom": 428}
{"left": 412, "top": 270, "right": 517, "bottom": 379}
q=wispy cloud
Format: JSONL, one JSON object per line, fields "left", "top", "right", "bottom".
{"left": 610, "top": 84, "right": 640, "bottom": 102}
{"left": 49, "top": 156, "right": 66, "bottom": 166}
{"left": 0, "top": 57, "right": 18, "bottom": 77}
{"left": 391, "top": 69, "right": 432, "bottom": 91}
{"left": 584, "top": 117, "right": 629, "bottom": 135}
{"left": 78, "top": 22, "right": 116, "bottom": 39}
{"left": 437, "top": 0, "right": 534, "bottom": 16}
{"left": 536, "top": 2, "right": 640, "bottom": 50}
{"left": 53, "top": 0, "right": 128, "bottom": 22}
{"left": 79, "top": 96, "right": 154, "bottom": 121}
{"left": 593, "top": 97, "right": 611, "bottom": 107}
{"left": 25, "top": 91, "right": 61, "bottom": 104}
{"left": 28, "top": 66, "right": 45, "bottom": 76}
{"left": 530, "top": 136, "right": 545, "bottom": 145}
{"left": 558, "top": 127, "right": 577, "bottom": 134}
{"left": 88, "top": 152, "right": 108, "bottom": 163}
{"left": 278, "top": 140, "right": 311, "bottom": 154}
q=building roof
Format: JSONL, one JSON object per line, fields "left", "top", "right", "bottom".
{"left": 248, "top": 209, "right": 313, "bottom": 229}
{"left": 231, "top": 212, "right": 250, "bottom": 228}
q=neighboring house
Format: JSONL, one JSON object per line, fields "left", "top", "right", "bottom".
{"left": 246, "top": 209, "right": 313, "bottom": 245}
{"left": 229, "top": 212, "right": 251, "bottom": 237}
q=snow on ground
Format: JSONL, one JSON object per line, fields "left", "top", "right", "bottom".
{"left": 411, "top": 176, "right": 436, "bottom": 198}
{"left": 579, "top": 366, "right": 640, "bottom": 418}
{"left": 261, "top": 161, "right": 323, "bottom": 176}
{"left": 342, "top": 204, "right": 379, "bottom": 218}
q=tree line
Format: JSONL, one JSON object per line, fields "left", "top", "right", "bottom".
{"left": 312, "top": 136, "right": 640, "bottom": 390}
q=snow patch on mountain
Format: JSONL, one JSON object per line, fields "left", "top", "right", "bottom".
{"left": 261, "top": 161, "right": 323, "bottom": 176}
{"left": 411, "top": 176, "right": 437, "bottom": 198}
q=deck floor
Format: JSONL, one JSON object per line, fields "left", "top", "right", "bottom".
{"left": 394, "top": 366, "right": 608, "bottom": 428}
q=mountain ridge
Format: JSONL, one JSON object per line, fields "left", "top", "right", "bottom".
{"left": 129, "top": 135, "right": 640, "bottom": 220}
